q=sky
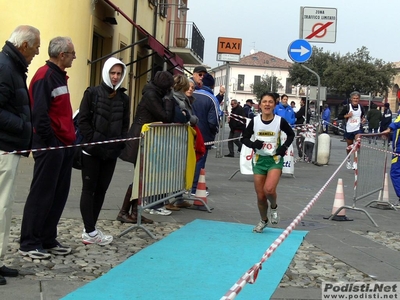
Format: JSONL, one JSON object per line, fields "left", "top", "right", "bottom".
{"left": 186, "top": 0, "right": 400, "bottom": 68}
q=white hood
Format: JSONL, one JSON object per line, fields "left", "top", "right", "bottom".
{"left": 102, "top": 57, "right": 127, "bottom": 90}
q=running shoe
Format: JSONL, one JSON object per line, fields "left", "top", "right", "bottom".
{"left": 253, "top": 220, "right": 268, "bottom": 233}
{"left": 82, "top": 229, "right": 113, "bottom": 246}
{"left": 270, "top": 207, "right": 280, "bottom": 225}
{"left": 149, "top": 208, "right": 172, "bottom": 216}
{"left": 346, "top": 160, "right": 352, "bottom": 169}
{"left": 18, "top": 248, "right": 51, "bottom": 259}
{"left": 45, "top": 242, "right": 71, "bottom": 255}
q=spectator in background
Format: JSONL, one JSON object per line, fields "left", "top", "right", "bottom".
{"left": 322, "top": 104, "right": 331, "bottom": 133}
{"left": 291, "top": 101, "right": 299, "bottom": 113}
{"left": 191, "top": 73, "right": 220, "bottom": 202}
{"left": 0, "top": 25, "right": 40, "bottom": 284}
{"left": 117, "top": 71, "right": 176, "bottom": 221}
{"left": 20, "top": 36, "right": 76, "bottom": 259}
{"left": 380, "top": 103, "right": 392, "bottom": 133}
{"left": 78, "top": 57, "right": 130, "bottom": 245}
{"left": 225, "top": 99, "right": 246, "bottom": 157}
{"left": 366, "top": 102, "right": 382, "bottom": 144}
{"left": 243, "top": 99, "right": 255, "bottom": 119}
{"left": 191, "top": 65, "right": 207, "bottom": 89}
{"left": 294, "top": 98, "right": 309, "bottom": 160}
{"left": 301, "top": 123, "right": 317, "bottom": 163}
{"left": 274, "top": 94, "right": 295, "bottom": 126}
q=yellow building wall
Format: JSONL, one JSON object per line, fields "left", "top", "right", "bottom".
{"left": 0, "top": 0, "right": 144, "bottom": 111}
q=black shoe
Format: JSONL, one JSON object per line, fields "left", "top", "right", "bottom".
{"left": 224, "top": 154, "right": 234, "bottom": 157}
{"left": 0, "top": 266, "right": 19, "bottom": 277}
{"left": 0, "top": 275, "right": 6, "bottom": 285}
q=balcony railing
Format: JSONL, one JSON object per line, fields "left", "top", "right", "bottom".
{"left": 167, "top": 21, "right": 204, "bottom": 61}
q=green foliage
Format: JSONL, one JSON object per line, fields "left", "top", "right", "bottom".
{"left": 250, "top": 76, "right": 282, "bottom": 100}
{"left": 288, "top": 46, "right": 397, "bottom": 97}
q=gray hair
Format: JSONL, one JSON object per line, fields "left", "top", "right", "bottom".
{"left": 350, "top": 91, "right": 360, "bottom": 98}
{"left": 48, "top": 37, "right": 72, "bottom": 58}
{"left": 8, "top": 25, "right": 40, "bottom": 48}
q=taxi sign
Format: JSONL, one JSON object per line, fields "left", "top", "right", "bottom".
{"left": 217, "top": 37, "right": 242, "bottom": 55}
{"left": 287, "top": 39, "right": 312, "bottom": 63}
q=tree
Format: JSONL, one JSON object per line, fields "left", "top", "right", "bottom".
{"left": 251, "top": 75, "right": 282, "bottom": 100}
{"left": 289, "top": 46, "right": 397, "bottom": 98}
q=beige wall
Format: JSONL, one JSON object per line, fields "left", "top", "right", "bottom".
{"left": 1, "top": 0, "right": 95, "bottom": 111}
{"left": 0, "top": 0, "right": 154, "bottom": 112}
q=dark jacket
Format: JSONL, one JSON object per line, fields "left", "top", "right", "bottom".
{"left": 192, "top": 89, "right": 219, "bottom": 148}
{"left": 229, "top": 105, "right": 246, "bottom": 131}
{"left": 0, "top": 41, "right": 32, "bottom": 153}
{"left": 380, "top": 108, "right": 392, "bottom": 131}
{"left": 295, "top": 105, "right": 310, "bottom": 125}
{"left": 366, "top": 107, "right": 382, "bottom": 130}
{"left": 119, "top": 82, "right": 175, "bottom": 164}
{"left": 243, "top": 104, "right": 254, "bottom": 119}
{"left": 78, "top": 83, "right": 130, "bottom": 160}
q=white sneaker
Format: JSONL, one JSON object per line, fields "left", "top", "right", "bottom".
{"left": 253, "top": 220, "right": 268, "bottom": 233}
{"left": 346, "top": 161, "right": 352, "bottom": 169}
{"left": 270, "top": 207, "right": 280, "bottom": 225}
{"left": 149, "top": 208, "right": 172, "bottom": 216}
{"left": 82, "top": 229, "right": 113, "bottom": 245}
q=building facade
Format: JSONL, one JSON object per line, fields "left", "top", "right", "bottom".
{"left": 1, "top": 0, "right": 204, "bottom": 118}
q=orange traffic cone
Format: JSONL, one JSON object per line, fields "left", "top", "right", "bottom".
{"left": 324, "top": 178, "right": 353, "bottom": 221}
{"left": 192, "top": 168, "right": 209, "bottom": 211}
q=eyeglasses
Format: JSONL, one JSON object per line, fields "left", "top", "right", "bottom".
{"left": 63, "top": 51, "right": 76, "bottom": 56}
{"left": 197, "top": 73, "right": 206, "bottom": 77}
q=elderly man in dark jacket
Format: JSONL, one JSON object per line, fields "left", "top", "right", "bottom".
{"left": 0, "top": 25, "right": 40, "bottom": 284}
{"left": 225, "top": 99, "right": 246, "bottom": 157}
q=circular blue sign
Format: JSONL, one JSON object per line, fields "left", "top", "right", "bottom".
{"left": 288, "top": 39, "right": 313, "bottom": 63}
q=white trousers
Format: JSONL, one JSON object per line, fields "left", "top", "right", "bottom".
{"left": 0, "top": 151, "right": 20, "bottom": 262}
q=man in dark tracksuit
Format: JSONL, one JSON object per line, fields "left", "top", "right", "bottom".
{"left": 19, "top": 37, "right": 76, "bottom": 259}
{"left": 225, "top": 99, "right": 246, "bottom": 157}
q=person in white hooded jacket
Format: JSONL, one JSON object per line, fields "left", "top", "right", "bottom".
{"left": 78, "top": 57, "right": 130, "bottom": 245}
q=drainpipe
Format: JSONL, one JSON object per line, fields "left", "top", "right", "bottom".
{"left": 128, "top": 0, "right": 138, "bottom": 119}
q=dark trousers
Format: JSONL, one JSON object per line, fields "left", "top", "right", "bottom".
{"left": 304, "top": 141, "right": 314, "bottom": 161}
{"left": 191, "top": 148, "right": 209, "bottom": 193}
{"left": 296, "top": 128, "right": 304, "bottom": 158}
{"left": 20, "top": 147, "right": 74, "bottom": 251}
{"left": 80, "top": 154, "right": 117, "bottom": 233}
{"left": 228, "top": 130, "right": 242, "bottom": 155}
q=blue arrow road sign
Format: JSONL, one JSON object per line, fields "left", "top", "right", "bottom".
{"left": 288, "top": 39, "right": 312, "bottom": 63}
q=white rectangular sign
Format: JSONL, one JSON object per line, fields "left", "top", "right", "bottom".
{"left": 216, "top": 53, "right": 240, "bottom": 62}
{"left": 300, "top": 7, "right": 337, "bottom": 43}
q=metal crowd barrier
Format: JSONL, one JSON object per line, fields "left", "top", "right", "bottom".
{"left": 330, "top": 133, "right": 390, "bottom": 227}
{"left": 118, "top": 123, "right": 210, "bottom": 239}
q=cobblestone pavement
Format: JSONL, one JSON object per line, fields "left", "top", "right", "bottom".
{"left": 5, "top": 216, "right": 397, "bottom": 288}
